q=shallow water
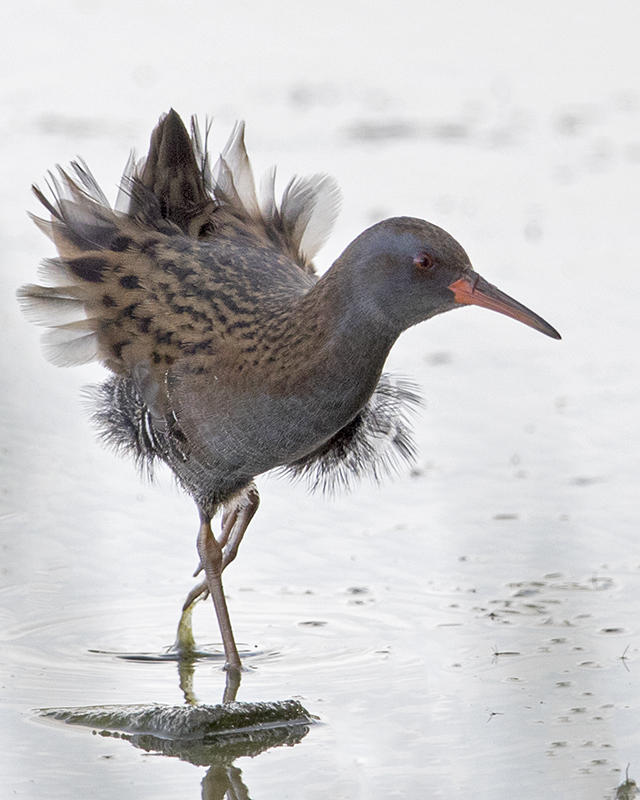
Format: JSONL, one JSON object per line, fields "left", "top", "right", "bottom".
{"left": 2, "top": 1, "right": 640, "bottom": 798}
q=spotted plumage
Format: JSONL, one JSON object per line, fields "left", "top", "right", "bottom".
{"left": 19, "top": 109, "right": 559, "bottom": 679}
{"left": 20, "top": 112, "right": 421, "bottom": 508}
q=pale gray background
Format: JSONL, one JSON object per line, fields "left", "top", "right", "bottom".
{"left": 1, "top": 1, "right": 639, "bottom": 797}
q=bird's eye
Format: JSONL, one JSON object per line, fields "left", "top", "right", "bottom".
{"left": 414, "top": 253, "right": 435, "bottom": 271}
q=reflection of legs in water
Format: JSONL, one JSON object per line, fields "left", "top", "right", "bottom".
{"left": 175, "top": 596, "right": 242, "bottom": 704}
{"left": 202, "top": 765, "right": 248, "bottom": 800}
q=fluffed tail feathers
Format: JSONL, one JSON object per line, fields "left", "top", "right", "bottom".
{"left": 19, "top": 109, "right": 342, "bottom": 371}
{"left": 136, "top": 109, "right": 215, "bottom": 237}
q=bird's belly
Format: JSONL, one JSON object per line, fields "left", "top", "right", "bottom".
{"left": 178, "top": 384, "right": 372, "bottom": 479}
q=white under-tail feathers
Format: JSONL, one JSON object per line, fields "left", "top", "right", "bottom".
{"left": 210, "top": 118, "right": 341, "bottom": 263}
{"left": 214, "top": 121, "right": 263, "bottom": 220}
{"left": 19, "top": 115, "right": 342, "bottom": 369}
{"left": 20, "top": 282, "right": 99, "bottom": 367}
{"left": 21, "top": 164, "right": 118, "bottom": 366}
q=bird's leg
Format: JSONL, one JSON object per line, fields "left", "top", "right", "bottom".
{"left": 178, "top": 484, "right": 260, "bottom": 675}
{"left": 196, "top": 509, "right": 242, "bottom": 672}
{"left": 182, "top": 483, "right": 260, "bottom": 608}
{"left": 221, "top": 483, "right": 260, "bottom": 569}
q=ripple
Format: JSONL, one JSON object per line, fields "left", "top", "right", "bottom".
{"left": 88, "top": 644, "right": 277, "bottom": 664}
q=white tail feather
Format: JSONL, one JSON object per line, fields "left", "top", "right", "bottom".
{"left": 37, "top": 258, "right": 73, "bottom": 287}
{"left": 18, "top": 286, "right": 85, "bottom": 327}
{"left": 218, "top": 122, "right": 261, "bottom": 219}
{"left": 206, "top": 118, "right": 341, "bottom": 263}
{"left": 296, "top": 175, "right": 341, "bottom": 260}
{"left": 42, "top": 326, "right": 98, "bottom": 367}
{"left": 258, "top": 165, "right": 278, "bottom": 223}
{"left": 280, "top": 174, "right": 341, "bottom": 261}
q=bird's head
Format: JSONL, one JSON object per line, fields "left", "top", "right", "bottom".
{"left": 338, "top": 216, "right": 560, "bottom": 340}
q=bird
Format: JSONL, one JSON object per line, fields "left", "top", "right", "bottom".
{"left": 19, "top": 109, "right": 560, "bottom": 681}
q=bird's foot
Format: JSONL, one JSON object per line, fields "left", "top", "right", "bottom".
{"left": 183, "top": 578, "right": 209, "bottom": 610}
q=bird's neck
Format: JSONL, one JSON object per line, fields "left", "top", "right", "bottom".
{"left": 312, "top": 263, "right": 397, "bottom": 358}
{"left": 271, "top": 260, "right": 399, "bottom": 415}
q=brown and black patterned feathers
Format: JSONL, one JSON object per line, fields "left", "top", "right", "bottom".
{"left": 137, "top": 109, "right": 215, "bottom": 237}
{"left": 19, "top": 110, "right": 339, "bottom": 373}
{"left": 19, "top": 110, "right": 419, "bottom": 504}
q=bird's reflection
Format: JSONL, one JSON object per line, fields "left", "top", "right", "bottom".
{"left": 161, "top": 604, "right": 310, "bottom": 797}
{"left": 46, "top": 602, "right": 311, "bottom": 800}
{"left": 175, "top": 642, "right": 241, "bottom": 707}
{"left": 202, "top": 765, "right": 248, "bottom": 800}
{"left": 103, "top": 718, "right": 309, "bottom": 800}
{"left": 173, "top": 597, "right": 242, "bottom": 705}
